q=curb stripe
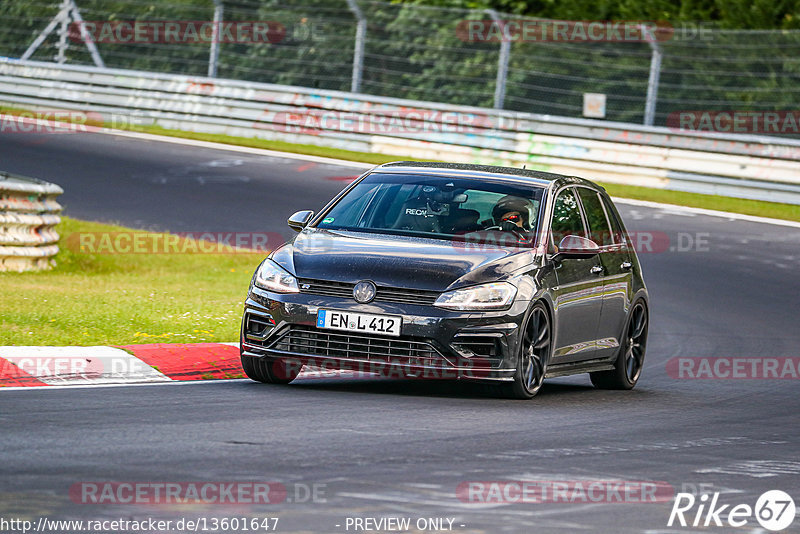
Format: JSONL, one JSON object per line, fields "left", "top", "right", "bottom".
{"left": 118, "top": 343, "right": 243, "bottom": 381}
{"left": 0, "top": 358, "right": 48, "bottom": 387}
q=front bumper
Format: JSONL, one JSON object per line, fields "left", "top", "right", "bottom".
{"left": 240, "top": 286, "right": 528, "bottom": 382}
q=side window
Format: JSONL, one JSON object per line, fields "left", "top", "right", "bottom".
{"left": 550, "top": 188, "right": 586, "bottom": 247}
{"left": 577, "top": 188, "right": 613, "bottom": 246}
{"left": 601, "top": 195, "right": 628, "bottom": 246}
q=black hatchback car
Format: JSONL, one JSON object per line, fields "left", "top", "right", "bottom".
{"left": 240, "top": 162, "right": 648, "bottom": 399}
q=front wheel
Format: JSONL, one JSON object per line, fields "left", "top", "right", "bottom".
{"left": 498, "top": 302, "right": 551, "bottom": 399}
{"left": 241, "top": 352, "right": 301, "bottom": 384}
{"left": 590, "top": 300, "right": 648, "bottom": 390}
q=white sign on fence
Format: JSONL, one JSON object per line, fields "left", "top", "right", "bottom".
{"left": 583, "top": 93, "right": 607, "bottom": 119}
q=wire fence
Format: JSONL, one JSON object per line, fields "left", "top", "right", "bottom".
{"left": 2, "top": 0, "right": 799, "bottom": 128}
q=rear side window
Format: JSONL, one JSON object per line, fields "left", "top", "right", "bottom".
{"left": 550, "top": 188, "right": 586, "bottom": 244}
{"left": 601, "top": 195, "right": 628, "bottom": 246}
{"left": 577, "top": 188, "right": 613, "bottom": 246}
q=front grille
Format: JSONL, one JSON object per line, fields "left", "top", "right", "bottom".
{"left": 297, "top": 278, "right": 440, "bottom": 306}
{"left": 297, "top": 279, "right": 352, "bottom": 299}
{"left": 266, "top": 325, "right": 448, "bottom": 367}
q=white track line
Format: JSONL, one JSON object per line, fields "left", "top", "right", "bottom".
{"left": 0, "top": 378, "right": 251, "bottom": 392}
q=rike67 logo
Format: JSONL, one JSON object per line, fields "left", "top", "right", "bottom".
{"left": 668, "top": 490, "right": 795, "bottom": 531}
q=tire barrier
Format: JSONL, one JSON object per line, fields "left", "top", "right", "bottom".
{"left": 0, "top": 171, "right": 63, "bottom": 272}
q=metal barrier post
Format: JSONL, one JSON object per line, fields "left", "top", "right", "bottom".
{"left": 208, "top": 0, "right": 224, "bottom": 78}
{"left": 642, "top": 24, "right": 663, "bottom": 127}
{"left": 346, "top": 0, "right": 366, "bottom": 94}
{"left": 486, "top": 10, "right": 510, "bottom": 110}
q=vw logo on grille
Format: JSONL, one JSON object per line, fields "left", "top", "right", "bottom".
{"left": 353, "top": 280, "right": 376, "bottom": 304}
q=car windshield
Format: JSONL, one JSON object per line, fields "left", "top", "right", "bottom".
{"left": 315, "top": 172, "right": 545, "bottom": 243}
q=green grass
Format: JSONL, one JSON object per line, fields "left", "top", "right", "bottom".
{"left": 0, "top": 217, "right": 263, "bottom": 346}
{"left": 2, "top": 105, "right": 798, "bottom": 222}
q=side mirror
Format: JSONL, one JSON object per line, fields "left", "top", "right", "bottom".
{"left": 287, "top": 210, "right": 314, "bottom": 232}
{"left": 553, "top": 235, "right": 600, "bottom": 259}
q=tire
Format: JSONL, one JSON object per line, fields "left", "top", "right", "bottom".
{"left": 590, "top": 300, "right": 648, "bottom": 390}
{"left": 497, "top": 302, "right": 551, "bottom": 399}
{"left": 240, "top": 352, "right": 301, "bottom": 384}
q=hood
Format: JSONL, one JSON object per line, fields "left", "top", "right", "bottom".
{"left": 270, "top": 229, "right": 535, "bottom": 292}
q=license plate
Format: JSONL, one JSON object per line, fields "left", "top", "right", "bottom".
{"left": 316, "top": 309, "right": 402, "bottom": 337}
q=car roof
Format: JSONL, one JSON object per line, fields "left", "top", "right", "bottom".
{"left": 373, "top": 161, "right": 602, "bottom": 191}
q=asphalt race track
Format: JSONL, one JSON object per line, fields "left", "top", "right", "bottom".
{"left": 1, "top": 130, "right": 799, "bottom": 533}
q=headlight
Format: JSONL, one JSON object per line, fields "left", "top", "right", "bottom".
{"left": 253, "top": 260, "right": 299, "bottom": 293}
{"left": 434, "top": 282, "right": 517, "bottom": 310}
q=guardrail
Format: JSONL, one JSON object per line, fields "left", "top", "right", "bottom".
{"left": 0, "top": 171, "right": 63, "bottom": 272}
{"left": 2, "top": 57, "right": 800, "bottom": 204}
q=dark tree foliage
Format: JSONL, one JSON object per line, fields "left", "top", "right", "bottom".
{"left": 400, "top": 0, "right": 800, "bottom": 29}
{"left": 1, "top": 0, "right": 798, "bottom": 126}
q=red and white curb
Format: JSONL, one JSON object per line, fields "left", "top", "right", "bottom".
{"left": 0, "top": 343, "right": 244, "bottom": 388}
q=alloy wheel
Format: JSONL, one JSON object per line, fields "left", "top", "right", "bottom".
{"left": 521, "top": 305, "right": 550, "bottom": 395}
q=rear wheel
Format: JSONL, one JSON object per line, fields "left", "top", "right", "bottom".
{"left": 241, "top": 351, "right": 301, "bottom": 384}
{"left": 498, "top": 302, "right": 551, "bottom": 399}
{"left": 591, "top": 300, "right": 648, "bottom": 390}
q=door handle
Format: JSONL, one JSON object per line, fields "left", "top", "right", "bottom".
{"left": 621, "top": 261, "right": 632, "bottom": 270}
{"left": 590, "top": 265, "right": 603, "bottom": 274}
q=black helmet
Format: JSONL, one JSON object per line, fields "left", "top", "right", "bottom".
{"left": 492, "top": 195, "right": 536, "bottom": 230}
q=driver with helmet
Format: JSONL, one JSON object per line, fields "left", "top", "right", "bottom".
{"left": 491, "top": 194, "right": 536, "bottom": 233}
